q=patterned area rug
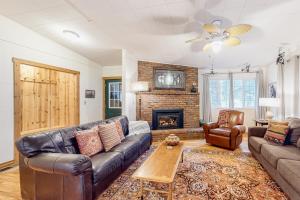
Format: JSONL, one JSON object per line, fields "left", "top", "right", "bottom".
{"left": 98, "top": 145, "right": 288, "bottom": 200}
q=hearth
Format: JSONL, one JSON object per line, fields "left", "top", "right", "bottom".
{"left": 152, "top": 109, "right": 184, "bottom": 130}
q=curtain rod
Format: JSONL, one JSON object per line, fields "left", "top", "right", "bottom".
{"left": 202, "top": 71, "right": 259, "bottom": 75}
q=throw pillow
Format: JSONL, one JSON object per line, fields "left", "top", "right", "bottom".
{"left": 290, "top": 128, "right": 300, "bottom": 146}
{"left": 264, "top": 122, "right": 289, "bottom": 145}
{"left": 75, "top": 129, "right": 103, "bottom": 156}
{"left": 115, "top": 120, "right": 125, "bottom": 141}
{"left": 98, "top": 123, "right": 121, "bottom": 151}
{"left": 288, "top": 118, "right": 300, "bottom": 129}
{"left": 218, "top": 110, "right": 230, "bottom": 128}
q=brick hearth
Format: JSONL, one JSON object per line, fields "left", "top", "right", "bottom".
{"left": 137, "top": 61, "right": 200, "bottom": 129}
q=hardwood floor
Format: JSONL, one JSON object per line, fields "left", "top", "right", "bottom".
{"left": 0, "top": 137, "right": 249, "bottom": 199}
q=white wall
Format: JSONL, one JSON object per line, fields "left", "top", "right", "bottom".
{"left": 0, "top": 15, "right": 103, "bottom": 164}
{"left": 102, "top": 65, "right": 122, "bottom": 77}
{"left": 121, "top": 50, "right": 138, "bottom": 121}
{"left": 263, "top": 56, "right": 300, "bottom": 118}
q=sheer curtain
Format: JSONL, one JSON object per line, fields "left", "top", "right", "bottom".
{"left": 202, "top": 74, "right": 212, "bottom": 122}
{"left": 277, "top": 63, "right": 285, "bottom": 120}
{"left": 255, "top": 70, "right": 266, "bottom": 119}
{"left": 294, "top": 56, "right": 300, "bottom": 116}
{"left": 229, "top": 72, "right": 234, "bottom": 108}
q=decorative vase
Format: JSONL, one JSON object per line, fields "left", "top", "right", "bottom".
{"left": 165, "top": 134, "right": 180, "bottom": 146}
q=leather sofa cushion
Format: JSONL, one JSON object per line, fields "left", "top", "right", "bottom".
{"left": 110, "top": 139, "right": 140, "bottom": 160}
{"left": 249, "top": 136, "right": 268, "bottom": 153}
{"left": 91, "top": 151, "right": 123, "bottom": 183}
{"left": 210, "top": 128, "right": 231, "bottom": 137}
{"left": 277, "top": 159, "right": 300, "bottom": 194}
{"left": 261, "top": 144, "right": 300, "bottom": 168}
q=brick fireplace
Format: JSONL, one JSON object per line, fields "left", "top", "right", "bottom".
{"left": 137, "top": 61, "right": 200, "bottom": 129}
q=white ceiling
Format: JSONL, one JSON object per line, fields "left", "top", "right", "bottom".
{"left": 0, "top": 0, "right": 300, "bottom": 68}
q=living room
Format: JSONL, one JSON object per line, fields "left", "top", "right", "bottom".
{"left": 0, "top": 0, "right": 299, "bottom": 199}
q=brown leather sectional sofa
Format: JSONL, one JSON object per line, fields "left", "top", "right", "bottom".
{"left": 15, "top": 116, "right": 152, "bottom": 200}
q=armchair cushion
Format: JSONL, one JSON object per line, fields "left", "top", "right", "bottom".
{"left": 25, "top": 153, "right": 92, "bottom": 176}
{"left": 210, "top": 128, "right": 231, "bottom": 137}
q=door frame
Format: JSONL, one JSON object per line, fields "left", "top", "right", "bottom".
{"left": 11, "top": 57, "right": 80, "bottom": 168}
{"left": 102, "top": 76, "right": 122, "bottom": 119}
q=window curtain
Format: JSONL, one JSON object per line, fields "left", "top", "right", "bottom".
{"left": 277, "top": 63, "right": 285, "bottom": 120}
{"left": 202, "top": 74, "right": 212, "bottom": 122}
{"left": 229, "top": 72, "right": 234, "bottom": 108}
{"left": 294, "top": 56, "right": 300, "bottom": 116}
{"left": 255, "top": 70, "right": 266, "bottom": 119}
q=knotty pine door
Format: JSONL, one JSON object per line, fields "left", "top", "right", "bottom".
{"left": 18, "top": 63, "right": 79, "bottom": 135}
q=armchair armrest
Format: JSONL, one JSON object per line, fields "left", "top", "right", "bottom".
{"left": 24, "top": 153, "right": 92, "bottom": 176}
{"left": 203, "top": 122, "right": 219, "bottom": 138}
{"left": 248, "top": 127, "right": 267, "bottom": 139}
{"left": 231, "top": 125, "right": 246, "bottom": 137}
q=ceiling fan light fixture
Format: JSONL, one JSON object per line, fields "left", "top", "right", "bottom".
{"left": 211, "top": 41, "right": 223, "bottom": 53}
{"left": 62, "top": 30, "right": 80, "bottom": 39}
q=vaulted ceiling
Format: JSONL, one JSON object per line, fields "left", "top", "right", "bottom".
{"left": 0, "top": 0, "right": 300, "bottom": 68}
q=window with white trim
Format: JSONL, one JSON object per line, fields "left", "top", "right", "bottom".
{"left": 209, "top": 74, "right": 257, "bottom": 108}
{"left": 109, "top": 82, "right": 122, "bottom": 108}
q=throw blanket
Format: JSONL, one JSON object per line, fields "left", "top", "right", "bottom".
{"left": 129, "top": 121, "right": 150, "bottom": 135}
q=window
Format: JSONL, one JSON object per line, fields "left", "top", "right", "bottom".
{"left": 109, "top": 82, "right": 122, "bottom": 108}
{"left": 209, "top": 79, "right": 230, "bottom": 108}
{"left": 209, "top": 75, "right": 256, "bottom": 109}
{"left": 233, "top": 79, "right": 256, "bottom": 108}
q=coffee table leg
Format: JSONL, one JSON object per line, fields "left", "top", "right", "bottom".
{"left": 181, "top": 151, "right": 184, "bottom": 163}
{"left": 168, "top": 182, "right": 173, "bottom": 200}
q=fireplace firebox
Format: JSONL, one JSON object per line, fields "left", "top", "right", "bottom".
{"left": 152, "top": 109, "right": 184, "bottom": 130}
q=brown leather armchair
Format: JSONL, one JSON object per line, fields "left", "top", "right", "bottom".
{"left": 203, "top": 110, "right": 246, "bottom": 150}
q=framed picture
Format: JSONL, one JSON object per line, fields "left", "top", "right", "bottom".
{"left": 85, "top": 90, "right": 95, "bottom": 98}
{"left": 268, "top": 82, "right": 277, "bottom": 98}
{"left": 154, "top": 69, "right": 185, "bottom": 90}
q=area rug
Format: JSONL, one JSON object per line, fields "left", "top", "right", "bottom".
{"left": 98, "top": 145, "right": 288, "bottom": 200}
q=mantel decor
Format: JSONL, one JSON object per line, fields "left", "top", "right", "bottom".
{"left": 154, "top": 69, "right": 185, "bottom": 90}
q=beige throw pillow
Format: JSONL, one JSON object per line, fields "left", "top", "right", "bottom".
{"left": 98, "top": 123, "right": 121, "bottom": 151}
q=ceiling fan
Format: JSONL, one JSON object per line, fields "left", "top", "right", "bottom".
{"left": 186, "top": 20, "right": 252, "bottom": 53}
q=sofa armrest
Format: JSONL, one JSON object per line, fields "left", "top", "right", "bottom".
{"left": 24, "top": 153, "right": 92, "bottom": 176}
{"left": 248, "top": 127, "right": 267, "bottom": 139}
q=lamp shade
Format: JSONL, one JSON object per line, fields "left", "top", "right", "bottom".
{"left": 131, "top": 81, "right": 149, "bottom": 92}
{"left": 259, "top": 98, "right": 280, "bottom": 107}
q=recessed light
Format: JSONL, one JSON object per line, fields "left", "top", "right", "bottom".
{"left": 62, "top": 30, "right": 80, "bottom": 39}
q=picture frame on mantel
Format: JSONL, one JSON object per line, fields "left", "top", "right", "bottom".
{"left": 154, "top": 69, "right": 186, "bottom": 90}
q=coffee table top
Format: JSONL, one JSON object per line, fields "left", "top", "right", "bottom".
{"left": 132, "top": 142, "right": 184, "bottom": 183}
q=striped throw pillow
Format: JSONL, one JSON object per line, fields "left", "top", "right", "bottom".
{"left": 115, "top": 121, "right": 125, "bottom": 141}
{"left": 264, "top": 122, "right": 289, "bottom": 145}
{"left": 75, "top": 129, "right": 103, "bottom": 156}
{"left": 98, "top": 123, "right": 121, "bottom": 151}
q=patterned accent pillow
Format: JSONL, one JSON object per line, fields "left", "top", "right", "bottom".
{"left": 98, "top": 123, "right": 121, "bottom": 151}
{"left": 75, "top": 129, "right": 103, "bottom": 156}
{"left": 218, "top": 110, "right": 230, "bottom": 128}
{"left": 264, "top": 122, "right": 289, "bottom": 145}
{"left": 115, "top": 121, "right": 125, "bottom": 141}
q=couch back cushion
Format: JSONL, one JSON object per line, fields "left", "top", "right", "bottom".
{"left": 75, "top": 128, "right": 103, "bottom": 156}
{"left": 98, "top": 123, "right": 121, "bottom": 151}
{"left": 264, "top": 121, "right": 289, "bottom": 145}
{"left": 106, "top": 115, "right": 129, "bottom": 136}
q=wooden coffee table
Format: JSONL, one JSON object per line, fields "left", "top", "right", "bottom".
{"left": 132, "top": 142, "right": 184, "bottom": 200}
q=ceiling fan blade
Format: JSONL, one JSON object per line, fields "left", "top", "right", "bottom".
{"left": 223, "top": 37, "right": 241, "bottom": 46}
{"left": 185, "top": 35, "right": 203, "bottom": 43}
{"left": 203, "top": 24, "right": 219, "bottom": 33}
{"left": 203, "top": 43, "right": 213, "bottom": 52}
{"left": 225, "top": 24, "right": 252, "bottom": 36}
